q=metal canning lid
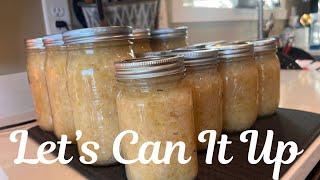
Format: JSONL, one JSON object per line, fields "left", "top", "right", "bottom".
{"left": 151, "top": 26, "right": 188, "bottom": 39}
{"left": 43, "top": 34, "right": 64, "bottom": 47}
{"left": 63, "top": 26, "right": 133, "bottom": 45}
{"left": 133, "top": 28, "right": 150, "bottom": 40}
{"left": 167, "top": 49, "right": 220, "bottom": 67}
{"left": 187, "top": 41, "right": 226, "bottom": 49}
{"left": 115, "top": 56, "right": 186, "bottom": 80}
{"left": 25, "top": 38, "right": 45, "bottom": 50}
{"left": 250, "top": 38, "right": 277, "bottom": 53}
{"left": 215, "top": 42, "right": 254, "bottom": 59}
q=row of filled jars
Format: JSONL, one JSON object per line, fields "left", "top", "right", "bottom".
{"left": 25, "top": 26, "right": 280, "bottom": 180}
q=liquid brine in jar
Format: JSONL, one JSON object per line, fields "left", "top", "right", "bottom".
{"left": 63, "top": 26, "right": 134, "bottom": 165}
{"left": 43, "top": 34, "right": 76, "bottom": 141}
{"left": 251, "top": 38, "right": 280, "bottom": 117}
{"left": 217, "top": 42, "right": 259, "bottom": 132}
{"left": 25, "top": 38, "right": 53, "bottom": 131}
{"left": 115, "top": 56, "right": 198, "bottom": 180}
{"left": 150, "top": 27, "right": 188, "bottom": 51}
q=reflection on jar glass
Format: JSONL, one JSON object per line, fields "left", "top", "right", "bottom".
{"left": 132, "top": 28, "right": 152, "bottom": 54}
{"left": 154, "top": 49, "right": 223, "bottom": 151}
{"left": 150, "top": 27, "right": 188, "bottom": 51}
{"left": 43, "top": 34, "right": 76, "bottom": 141}
{"left": 25, "top": 38, "right": 53, "bottom": 131}
{"left": 63, "top": 26, "right": 134, "bottom": 166}
{"left": 251, "top": 38, "right": 280, "bottom": 117}
{"left": 115, "top": 56, "right": 198, "bottom": 180}
{"left": 218, "top": 43, "right": 259, "bottom": 132}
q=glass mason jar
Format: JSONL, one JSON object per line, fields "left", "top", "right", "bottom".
{"left": 63, "top": 26, "right": 134, "bottom": 166}
{"left": 25, "top": 38, "right": 53, "bottom": 131}
{"left": 218, "top": 43, "right": 259, "bottom": 132}
{"left": 150, "top": 27, "right": 188, "bottom": 51}
{"left": 43, "top": 34, "right": 76, "bottom": 141}
{"left": 132, "top": 28, "right": 152, "bottom": 54}
{"left": 251, "top": 38, "right": 280, "bottom": 117}
{"left": 115, "top": 56, "right": 198, "bottom": 180}
{"left": 186, "top": 41, "right": 226, "bottom": 50}
{"left": 161, "top": 49, "right": 223, "bottom": 151}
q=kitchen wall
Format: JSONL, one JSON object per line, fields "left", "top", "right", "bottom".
{"left": 165, "top": 0, "right": 304, "bottom": 44}
{"left": 0, "top": 0, "right": 45, "bottom": 75}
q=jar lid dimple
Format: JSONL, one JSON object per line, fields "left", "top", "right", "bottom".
{"left": 25, "top": 38, "right": 45, "bottom": 50}
{"left": 63, "top": 26, "right": 133, "bottom": 45}
{"left": 151, "top": 27, "right": 188, "bottom": 39}
{"left": 115, "top": 56, "right": 185, "bottom": 80}
{"left": 133, "top": 28, "right": 150, "bottom": 40}
{"left": 43, "top": 34, "right": 64, "bottom": 47}
{"left": 250, "top": 38, "right": 277, "bottom": 53}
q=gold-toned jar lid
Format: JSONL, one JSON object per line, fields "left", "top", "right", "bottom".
{"left": 63, "top": 26, "right": 133, "bottom": 45}
{"left": 43, "top": 34, "right": 64, "bottom": 47}
{"left": 151, "top": 26, "right": 188, "bottom": 39}
{"left": 250, "top": 38, "right": 277, "bottom": 53}
{"left": 215, "top": 42, "right": 254, "bottom": 59}
{"left": 115, "top": 56, "right": 185, "bottom": 80}
{"left": 25, "top": 38, "right": 45, "bottom": 50}
{"left": 133, "top": 28, "right": 150, "bottom": 40}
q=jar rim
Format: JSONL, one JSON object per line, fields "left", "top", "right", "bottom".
{"left": 25, "top": 37, "right": 45, "bottom": 50}
{"left": 115, "top": 56, "right": 186, "bottom": 80}
{"left": 151, "top": 26, "right": 188, "bottom": 39}
{"left": 133, "top": 28, "right": 150, "bottom": 40}
{"left": 63, "top": 26, "right": 133, "bottom": 45}
{"left": 43, "top": 34, "right": 64, "bottom": 47}
{"left": 249, "top": 38, "right": 277, "bottom": 53}
{"left": 214, "top": 42, "right": 254, "bottom": 59}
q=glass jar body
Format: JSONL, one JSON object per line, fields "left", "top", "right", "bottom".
{"left": 185, "top": 65, "right": 223, "bottom": 150}
{"left": 45, "top": 46, "right": 76, "bottom": 141}
{"left": 67, "top": 40, "right": 133, "bottom": 165}
{"left": 220, "top": 56, "right": 259, "bottom": 132}
{"left": 255, "top": 52, "right": 280, "bottom": 116}
{"left": 132, "top": 39, "right": 152, "bottom": 54}
{"left": 116, "top": 76, "right": 198, "bottom": 180}
{"left": 26, "top": 49, "right": 53, "bottom": 131}
{"left": 150, "top": 37, "right": 187, "bottom": 51}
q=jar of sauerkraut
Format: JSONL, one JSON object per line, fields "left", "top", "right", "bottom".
{"left": 218, "top": 42, "right": 259, "bottom": 132}
{"left": 251, "top": 38, "right": 280, "bottom": 117}
{"left": 132, "top": 28, "right": 152, "bottom": 54}
{"left": 43, "top": 34, "right": 76, "bottom": 141}
{"left": 115, "top": 56, "right": 198, "bottom": 180}
{"left": 63, "top": 26, "right": 134, "bottom": 166}
{"left": 160, "top": 49, "right": 223, "bottom": 151}
{"left": 150, "top": 27, "right": 188, "bottom": 51}
{"left": 186, "top": 41, "right": 226, "bottom": 50}
{"left": 25, "top": 38, "right": 53, "bottom": 131}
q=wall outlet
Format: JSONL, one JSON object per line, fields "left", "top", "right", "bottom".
{"left": 41, "top": 0, "right": 71, "bottom": 35}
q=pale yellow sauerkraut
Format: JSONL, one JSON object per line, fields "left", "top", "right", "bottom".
{"left": 67, "top": 41, "right": 133, "bottom": 165}
{"left": 220, "top": 57, "right": 259, "bottom": 132}
{"left": 45, "top": 46, "right": 76, "bottom": 141}
{"left": 185, "top": 66, "right": 223, "bottom": 150}
{"left": 255, "top": 52, "right": 280, "bottom": 117}
{"left": 116, "top": 77, "right": 198, "bottom": 180}
{"left": 26, "top": 49, "right": 53, "bottom": 131}
{"left": 150, "top": 37, "right": 187, "bottom": 51}
{"left": 132, "top": 39, "right": 152, "bottom": 54}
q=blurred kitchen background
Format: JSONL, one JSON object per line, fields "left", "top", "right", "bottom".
{"left": 0, "top": 0, "right": 319, "bottom": 126}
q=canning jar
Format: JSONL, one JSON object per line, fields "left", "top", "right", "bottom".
{"left": 132, "top": 28, "right": 152, "bottom": 54}
{"left": 43, "top": 34, "right": 76, "bottom": 141}
{"left": 150, "top": 27, "right": 188, "bottom": 51}
{"left": 63, "top": 26, "right": 134, "bottom": 165}
{"left": 251, "top": 38, "right": 280, "bottom": 117}
{"left": 186, "top": 41, "right": 226, "bottom": 50}
{"left": 115, "top": 56, "right": 198, "bottom": 180}
{"left": 25, "top": 38, "right": 53, "bottom": 131}
{"left": 218, "top": 43, "right": 259, "bottom": 132}
{"left": 163, "top": 49, "right": 223, "bottom": 151}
